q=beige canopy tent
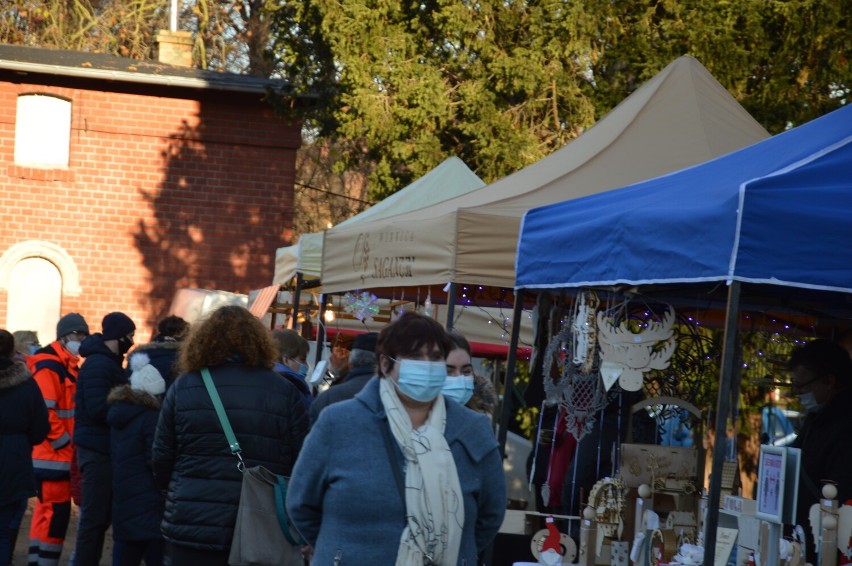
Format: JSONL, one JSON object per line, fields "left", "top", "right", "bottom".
{"left": 273, "top": 156, "right": 485, "bottom": 285}
{"left": 321, "top": 56, "right": 770, "bottom": 293}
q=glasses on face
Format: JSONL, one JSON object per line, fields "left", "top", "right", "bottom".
{"left": 67, "top": 331, "right": 88, "bottom": 340}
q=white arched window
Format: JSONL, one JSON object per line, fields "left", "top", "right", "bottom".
{"left": 14, "top": 94, "right": 72, "bottom": 168}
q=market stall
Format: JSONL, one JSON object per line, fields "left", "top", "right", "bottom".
{"left": 513, "top": 103, "right": 852, "bottom": 565}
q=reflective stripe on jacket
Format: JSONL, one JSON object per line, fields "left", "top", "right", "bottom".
{"left": 28, "top": 341, "right": 79, "bottom": 479}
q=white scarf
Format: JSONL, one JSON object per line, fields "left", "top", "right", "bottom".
{"left": 379, "top": 378, "right": 465, "bottom": 565}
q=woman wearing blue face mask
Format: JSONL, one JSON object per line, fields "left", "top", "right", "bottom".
{"left": 287, "top": 312, "right": 507, "bottom": 565}
{"left": 444, "top": 331, "right": 499, "bottom": 417}
{"left": 272, "top": 329, "right": 314, "bottom": 411}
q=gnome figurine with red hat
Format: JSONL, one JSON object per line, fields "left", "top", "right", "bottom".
{"left": 539, "top": 516, "right": 564, "bottom": 565}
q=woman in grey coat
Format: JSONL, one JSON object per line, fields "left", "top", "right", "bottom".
{"left": 287, "top": 312, "right": 506, "bottom": 565}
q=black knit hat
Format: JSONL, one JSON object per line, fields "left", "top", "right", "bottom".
{"left": 102, "top": 312, "right": 136, "bottom": 341}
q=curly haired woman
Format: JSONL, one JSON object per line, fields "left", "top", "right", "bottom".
{"left": 152, "top": 306, "right": 308, "bottom": 565}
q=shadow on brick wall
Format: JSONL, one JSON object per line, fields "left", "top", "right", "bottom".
{"left": 132, "top": 106, "right": 295, "bottom": 330}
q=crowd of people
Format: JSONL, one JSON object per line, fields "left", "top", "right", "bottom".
{"left": 3, "top": 303, "right": 852, "bottom": 565}
{"left": 0, "top": 307, "right": 509, "bottom": 566}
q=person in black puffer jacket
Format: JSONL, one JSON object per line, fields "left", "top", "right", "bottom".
{"left": 152, "top": 305, "right": 308, "bottom": 566}
{"left": 107, "top": 361, "right": 167, "bottom": 566}
{"left": 74, "top": 312, "right": 137, "bottom": 566}
{"left": 0, "top": 328, "right": 49, "bottom": 566}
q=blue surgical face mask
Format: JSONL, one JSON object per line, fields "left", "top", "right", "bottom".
{"left": 392, "top": 358, "right": 447, "bottom": 402}
{"left": 798, "top": 392, "right": 821, "bottom": 414}
{"left": 65, "top": 340, "right": 82, "bottom": 357}
{"left": 442, "top": 375, "right": 475, "bottom": 405}
{"left": 297, "top": 362, "right": 309, "bottom": 379}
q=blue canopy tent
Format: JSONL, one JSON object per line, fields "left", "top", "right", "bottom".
{"left": 514, "top": 103, "right": 852, "bottom": 565}
{"left": 516, "top": 103, "right": 852, "bottom": 292}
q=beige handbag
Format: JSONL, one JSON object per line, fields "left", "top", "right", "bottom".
{"left": 201, "top": 368, "right": 304, "bottom": 566}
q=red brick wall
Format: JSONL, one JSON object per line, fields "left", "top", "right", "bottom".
{"left": 0, "top": 77, "right": 301, "bottom": 338}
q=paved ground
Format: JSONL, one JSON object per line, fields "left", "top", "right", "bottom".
{"left": 12, "top": 499, "right": 113, "bottom": 566}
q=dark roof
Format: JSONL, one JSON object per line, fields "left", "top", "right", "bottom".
{"left": 0, "top": 43, "right": 310, "bottom": 97}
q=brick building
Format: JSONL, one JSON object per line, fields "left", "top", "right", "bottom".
{"left": 0, "top": 40, "right": 307, "bottom": 343}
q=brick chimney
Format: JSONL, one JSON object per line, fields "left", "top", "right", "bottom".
{"left": 156, "top": 30, "right": 193, "bottom": 67}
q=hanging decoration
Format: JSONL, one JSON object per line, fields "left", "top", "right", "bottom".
{"left": 572, "top": 291, "right": 599, "bottom": 374}
{"left": 597, "top": 307, "right": 677, "bottom": 392}
{"left": 542, "top": 320, "right": 572, "bottom": 404}
{"left": 342, "top": 290, "right": 380, "bottom": 323}
{"left": 538, "top": 290, "right": 613, "bottom": 442}
{"left": 423, "top": 288, "right": 434, "bottom": 318}
{"left": 390, "top": 290, "right": 406, "bottom": 322}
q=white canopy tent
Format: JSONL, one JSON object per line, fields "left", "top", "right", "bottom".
{"left": 273, "top": 156, "right": 484, "bottom": 285}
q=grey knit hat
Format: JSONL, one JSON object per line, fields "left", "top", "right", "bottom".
{"left": 56, "top": 313, "right": 89, "bottom": 339}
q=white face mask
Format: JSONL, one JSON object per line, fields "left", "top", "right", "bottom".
{"left": 393, "top": 359, "right": 447, "bottom": 402}
{"left": 798, "top": 392, "right": 821, "bottom": 414}
{"left": 65, "top": 340, "right": 82, "bottom": 357}
{"left": 442, "top": 375, "right": 475, "bottom": 405}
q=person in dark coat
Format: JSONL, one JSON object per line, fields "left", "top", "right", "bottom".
{"left": 272, "top": 329, "right": 313, "bottom": 411}
{"left": 126, "top": 315, "right": 189, "bottom": 391}
{"left": 0, "top": 329, "right": 50, "bottom": 566}
{"left": 152, "top": 305, "right": 308, "bottom": 566}
{"left": 74, "top": 312, "right": 137, "bottom": 566}
{"left": 308, "top": 332, "right": 377, "bottom": 425}
{"left": 788, "top": 339, "right": 852, "bottom": 563}
{"left": 107, "top": 359, "right": 167, "bottom": 566}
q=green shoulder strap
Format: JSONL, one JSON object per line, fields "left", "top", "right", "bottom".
{"left": 200, "top": 367, "right": 242, "bottom": 458}
{"left": 274, "top": 476, "right": 305, "bottom": 546}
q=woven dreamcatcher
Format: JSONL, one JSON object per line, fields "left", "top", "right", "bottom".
{"left": 540, "top": 291, "right": 612, "bottom": 441}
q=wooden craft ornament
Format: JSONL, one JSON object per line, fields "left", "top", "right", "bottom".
{"left": 596, "top": 308, "right": 677, "bottom": 391}
{"left": 531, "top": 517, "right": 577, "bottom": 565}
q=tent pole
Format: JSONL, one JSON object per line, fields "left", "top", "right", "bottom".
{"left": 497, "top": 291, "right": 524, "bottom": 457}
{"left": 445, "top": 283, "right": 457, "bottom": 330}
{"left": 291, "top": 272, "right": 304, "bottom": 330}
{"left": 315, "top": 293, "right": 329, "bottom": 366}
{"left": 702, "top": 280, "right": 741, "bottom": 566}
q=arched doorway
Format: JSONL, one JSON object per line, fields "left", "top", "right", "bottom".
{"left": 0, "top": 241, "right": 81, "bottom": 347}
{"left": 6, "top": 257, "right": 62, "bottom": 346}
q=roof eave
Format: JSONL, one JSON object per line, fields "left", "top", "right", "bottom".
{"left": 0, "top": 59, "right": 315, "bottom": 99}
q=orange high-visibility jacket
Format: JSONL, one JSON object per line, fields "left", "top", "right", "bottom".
{"left": 28, "top": 341, "right": 79, "bottom": 479}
